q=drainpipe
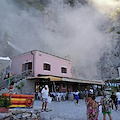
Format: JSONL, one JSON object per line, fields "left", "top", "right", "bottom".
{"left": 31, "top": 51, "right": 35, "bottom": 76}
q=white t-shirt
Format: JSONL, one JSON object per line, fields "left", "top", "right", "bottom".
{"left": 41, "top": 88, "right": 49, "bottom": 98}
{"left": 116, "top": 92, "right": 120, "bottom": 100}
{"left": 90, "top": 89, "right": 93, "bottom": 94}
{"left": 75, "top": 92, "right": 79, "bottom": 96}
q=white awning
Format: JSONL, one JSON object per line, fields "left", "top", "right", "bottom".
{"left": 62, "top": 78, "right": 105, "bottom": 85}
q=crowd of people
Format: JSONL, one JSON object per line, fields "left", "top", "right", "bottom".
{"left": 83, "top": 89, "right": 120, "bottom": 120}
{"left": 38, "top": 85, "right": 120, "bottom": 120}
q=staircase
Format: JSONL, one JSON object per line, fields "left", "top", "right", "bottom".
{"left": 0, "top": 69, "right": 34, "bottom": 94}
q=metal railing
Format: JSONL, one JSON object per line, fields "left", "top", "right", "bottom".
{"left": 0, "top": 69, "right": 34, "bottom": 91}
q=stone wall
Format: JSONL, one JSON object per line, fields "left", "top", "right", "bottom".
{"left": 13, "top": 79, "right": 35, "bottom": 95}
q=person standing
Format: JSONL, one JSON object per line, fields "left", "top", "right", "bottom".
{"left": 100, "top": 92, "right": 113, "bottom": 120}
{"left": 116, "top": 89, "right": 120, "bottom": 111}
{"left": 83, "top": 88, "right": 88, "bottom": 103}
{"left": 89, "top": 87, "right": 94, "bottom": 95}
{"left": 87, "top": 95, "right": 98, "bottom": 120}
{"left": 110, "top": 92, "right": 117, "bottom": 110}
{"left": 75, "top": 90, "right": 79, "bottom": 106}
{"left": 9, "top": 81, "right": 14, "bottom": 93}
{"left": 41, "top": 85, "right": 49, "bottom": 112}
{"left": 86, "top": 93, "right": 92, "bottom": 119}
{"left": 37, "top": 91, "right": 41, "bottom": 100}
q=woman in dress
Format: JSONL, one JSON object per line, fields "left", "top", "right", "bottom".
{"left": 87, "top": 95, "right": 98, "bottom": 120}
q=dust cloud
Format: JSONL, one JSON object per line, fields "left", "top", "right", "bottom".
{"left": 0, "top": 0, "right": 113, "bottom": 79}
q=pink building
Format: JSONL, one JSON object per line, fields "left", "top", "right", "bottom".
{"left": 11, "top": 50, "right": 72, "bottom": 78}
{"left": 11, "top": 50, "right": 73, "bottom": 93}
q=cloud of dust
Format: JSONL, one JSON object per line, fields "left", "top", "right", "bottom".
{"left": 89, "top": 0, "right": 120, "bottom": 18}
{"left": 0, "top": 0, "right": 113, "bottom": 79}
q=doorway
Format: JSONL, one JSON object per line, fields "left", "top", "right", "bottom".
{"left": 22, "top": 62, "right": 32, "bottom": 75}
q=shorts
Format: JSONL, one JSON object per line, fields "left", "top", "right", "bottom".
{"left": 113, "top": 100, "right": 117, "bottom": 105}
{"left": 43, "top": 98, "right": 48, "bottom": 102}
{"left": 75, "top": 95, "right": 79, "bottom": 100}
{"left": 102, "top": 111, "right": 111, "bottom": 114}
{"left": 117, "top": 100, "right": 120, "bottom": 105}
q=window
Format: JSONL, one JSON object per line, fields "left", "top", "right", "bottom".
{"left": 61, "top": 67, "right": 67, "bottom": 73}
{"left": 43, "top": 63, "right": 51, "bottom": 71}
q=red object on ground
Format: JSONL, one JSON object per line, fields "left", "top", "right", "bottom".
{"left": 0, "top": 107, "right": 8, "bottom": 113}
{"left": 2, "top": 93, "right": 10, "bottom": 97}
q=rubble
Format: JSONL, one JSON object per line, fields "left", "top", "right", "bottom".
{"left": 0, "top": 109, "right": 39, "bottom": 120}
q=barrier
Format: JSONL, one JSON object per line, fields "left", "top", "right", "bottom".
{"left": 2, "top": 93, "right": 10, "bottom": 97}
{"left": 2, "top": 93, "right": 34, "bottom": 108}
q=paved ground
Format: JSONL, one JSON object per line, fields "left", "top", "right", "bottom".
{"left": 33, "top": 96, "right": 120, "bottom": 120}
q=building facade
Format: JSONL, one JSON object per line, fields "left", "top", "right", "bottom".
{"left": 11, "top": 50, "right": 73, "bottom": 94}
{"left": 10, "top": 50, "right": 104, "bottom": 95}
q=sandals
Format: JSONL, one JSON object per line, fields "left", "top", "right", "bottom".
{"left": 41, "top": 109, "right": 47, "bottom": 112}
{"left": 41, "top": 109, "right": 44, "bottom": 112}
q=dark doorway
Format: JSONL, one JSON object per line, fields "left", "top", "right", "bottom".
{"left": 35, "top": 82, "right": 44, "bottom": 92}
{"left": 22, "top": 62, "right": 32, "bottom": 75}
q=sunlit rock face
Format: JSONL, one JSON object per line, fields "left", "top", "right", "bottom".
{"left": 0, "top": 0, "right": 120, "bottom": 80}
{"left": 98, "top": 19, "right": 120, "bottom": 80}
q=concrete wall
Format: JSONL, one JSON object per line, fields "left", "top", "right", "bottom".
{"left": 0, "top": 79, "right": 35, "bottom": 95}
{"left": 13, "top": 79, "right": 35, "bottom": 94}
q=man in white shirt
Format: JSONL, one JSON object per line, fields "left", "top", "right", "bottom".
{"left": 41, "top": 85, "right": 49, "bottom": 112}
{"left": 116, "top": 89, "right": 120, "bottom": 111}
{"left": 89, "top": 89, "right": 93, "bottom": 94}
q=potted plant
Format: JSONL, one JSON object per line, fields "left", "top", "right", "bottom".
{"left": 0, "top": 95, "right": 11, "bottom": 113}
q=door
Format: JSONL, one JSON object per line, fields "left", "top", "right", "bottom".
{"left": 22, "top": 62, "right": 32, "bottom": 75}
